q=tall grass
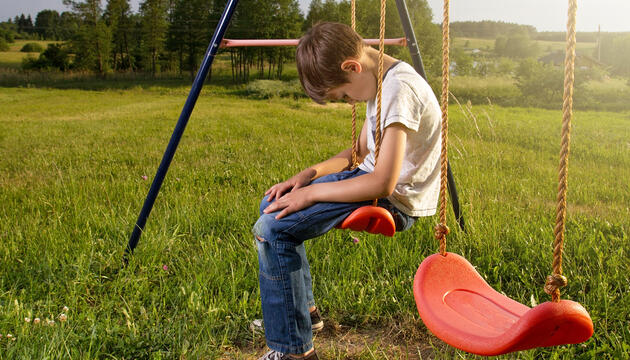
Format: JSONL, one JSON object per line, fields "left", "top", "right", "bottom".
{"left": 0, "top": 86, "right": 628, "bottom": 358}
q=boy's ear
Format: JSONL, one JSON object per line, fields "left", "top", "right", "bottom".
{"left": 340, "top": 59, "right": 362, "bottom": 73}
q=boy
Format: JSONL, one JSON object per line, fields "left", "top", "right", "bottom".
{"left": 254, "top": 22, "right": 442, "bottom": 359}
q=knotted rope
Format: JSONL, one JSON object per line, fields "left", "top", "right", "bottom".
{"left": 435, "top": 0, "right": 450, "bottom": 255}
{"left": 545, "top": 0, "right": 578, "bottom": 302}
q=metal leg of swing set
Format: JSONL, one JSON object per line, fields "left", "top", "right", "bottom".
{"left": 396, "top": 0, "right": 465, "bottom": 232}
{"left": 123, "top": 0, "right": 240, "bottom": 265}
{"left": 447, "top": 162, "right": 465, "bottom": 231}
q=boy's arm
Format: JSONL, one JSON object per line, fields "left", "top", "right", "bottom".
{"left": 265, "top": 120, "right": 369, "bottom": 201}
{"left": 308, "top": 118, "right": 370, "bottom": 177}
{"left": 265, "top": 123, "right": 407, "bottom": 219}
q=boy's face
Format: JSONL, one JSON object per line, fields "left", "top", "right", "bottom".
{"left": 325, "top": 60, "right": 376, "bottom": 104}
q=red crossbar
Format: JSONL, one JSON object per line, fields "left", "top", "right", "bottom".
{"left": 220, "top": 38, "right": 407, "bottom": 48}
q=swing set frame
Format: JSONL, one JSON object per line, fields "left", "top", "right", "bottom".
{"left": 124, "top": 0, "right": 465, "bottom": 262}
{"left": 123, "top": 0, "right": 593, "bottom": 355}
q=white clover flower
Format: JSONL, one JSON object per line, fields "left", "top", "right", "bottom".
{"left": 33, "top": 318, "right": 41, "bottom": 324}
{"left": 59, "top": 313, "right": 67, "bottom": 322}
{"left": 6, "top": 334, "right": 13, "bottom": 339}
{"left": 25, "top": 317, "right": 31, "bottom": 323}
{"left": 63, "top": 306, "right": 69, "bottom": 312}
{"left": 47, "top": 319, "right": 55, "bottom": 326}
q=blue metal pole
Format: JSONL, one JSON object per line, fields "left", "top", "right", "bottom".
{"left": 394, "top": 0, "right": 427, "bottom": 80}
{"left": 124, "top": 0, "right": 240, "bottom": 264}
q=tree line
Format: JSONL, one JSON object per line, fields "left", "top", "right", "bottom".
{"left": 449, "top": 20, "right": 630, "bottom": 78}
{"left": 450, "top": 20, "right": 537, "bottom": 39}
{"left": 1, "top": 0, "right": 441, "bottom": 81}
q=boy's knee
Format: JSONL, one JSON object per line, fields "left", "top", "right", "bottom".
{"left": 254, "top": 230, "right": 277, "bottom": 275}
{"left": 254, "top": 215, "right": 299, "bottom": 275}
{"left": 253, "top": 213, "right": 279, "bottom": 244}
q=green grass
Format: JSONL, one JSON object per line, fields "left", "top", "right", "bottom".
{"left": 0, "top": 52, "right": 31, "bottom": 69}
{"left": 7, "top": 40, "right": 58, "bottom": 52}
{"left": 585, "top": 77, "right": 629, "bottom": 92}
{"left": 453, "top": 37, "right": 497, "bottom": 50}
{"left": 0, "top": 85, "right": 629, "bottom": 359}
{"left": 533, "top": 38, "right": 597, "bottom": 54}
{"left": 0, "top": 40, "right": 58, "bottom": 69}
{"left": 453, "top": 36, "right": 597, "bottom": 56}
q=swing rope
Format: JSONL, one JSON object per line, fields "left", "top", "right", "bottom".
{"left": 434, "top": 0, "right": 450, "bottom": 255}
{"left": 434, "top": 0, "right": 579, "bottom": 300}
{"left": 373, "top": 0, "right": 386, "bottom": 172}
{"left": 350, "top": 0, "right": 360, "bottom": 170}
{"left": 545, "top": 0, "right": 578, "bottom": 302}
{"left": 349, "top": 0, "right": 386, "bottom": 207}
{"left": 373, "top": 0, "right": 387, "bottom": 206}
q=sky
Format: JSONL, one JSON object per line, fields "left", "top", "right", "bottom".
{"left": 2, "top": 0, "right": 629, "bottom": 32}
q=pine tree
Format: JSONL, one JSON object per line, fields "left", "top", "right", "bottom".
{"left": 17, "top": 15, "right": 26, "bottom": 33}
{"left": 139, "top": 0, "right": 168, "bottom": 77}
{"left": 227, "top": 0, "right": 303, "bottom": 81}
{"left": 270, "top": 0, "right": 303, "bottom": 78}
{"left": 167, "top": 0, "right": 212, "bottom": 79}
{"left": 25, "top": 15, "right": 35, "bottom": 34}
{"left": 35, "top": 10, "right": 61, "bottom": 40}
{"left": 58, "top": 12, "right": 79, "bottom": 41}
{"left": 104, "top": 0, "right": 134, "bottom": 70}
{"left": 63, "top": 0, "right": 112, "bottom": 73}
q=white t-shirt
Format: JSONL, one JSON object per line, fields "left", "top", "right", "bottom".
{"left": 358, "top": 61, "right": 442, "bottom": 217}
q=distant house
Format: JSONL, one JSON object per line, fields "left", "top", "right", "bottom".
{"left": 539, "top": 50, "right": 604, "bottom": 70}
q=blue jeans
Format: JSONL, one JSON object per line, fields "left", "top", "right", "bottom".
{"left": 253, "top": 168, "right": 416, "bottom": 354}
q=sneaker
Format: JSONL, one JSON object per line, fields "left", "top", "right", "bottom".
{"left": 258, "top": 349, "right": 319, "bottom": 360}
{"left": 250, "top": 308, "right": 324, "bottom": 334}
{"left": 309, "top": 308, "right": 324, "bottom": 332}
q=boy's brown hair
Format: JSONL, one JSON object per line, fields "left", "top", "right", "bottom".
{"left": 296, "top": 22, "right": 364, "bottom": 104}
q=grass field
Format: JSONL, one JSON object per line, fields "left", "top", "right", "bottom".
{"left": 0, "top": 52, "right": 32, "bottom": 69}
{"left": 0, "top": 82, "right": 629, "bottom": 359}
{"left": 0, "top": 40, "right": 56, "bottom": 69}
{"left": 0, "top": 40, "right": 57, "bottom": 69}
{"left": 452, "top": 36, "right": 597, "bottom": 55}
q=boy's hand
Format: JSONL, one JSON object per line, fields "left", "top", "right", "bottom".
{"left": 265, "top": 169, "right": 315, "bottom": 202}
{"left": 263, "top": 186, "right": 315, "bottom": 219}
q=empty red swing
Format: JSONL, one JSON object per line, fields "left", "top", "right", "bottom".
{"left": 412, "top": 0, "right": 593, "bottom": 356}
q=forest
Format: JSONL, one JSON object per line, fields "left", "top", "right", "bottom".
{"left": 3, "top": 0, "right": 627, "bottom": 80}
{"left": 0, "top": 0, "right": 440, "bottom": 79}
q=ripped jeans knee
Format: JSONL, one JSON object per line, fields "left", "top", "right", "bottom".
{"left": 253, "top": 213, "right": 296, "bottom": 278}
{"left": 253, "top": 212, "right": 279, "bottom": 245}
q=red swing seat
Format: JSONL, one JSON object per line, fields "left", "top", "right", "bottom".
{"left": 413, "top": 252, "right": 593, "bottom": 356}
{"left": 336, "top": 206, "right": 396, "bottom": 237}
